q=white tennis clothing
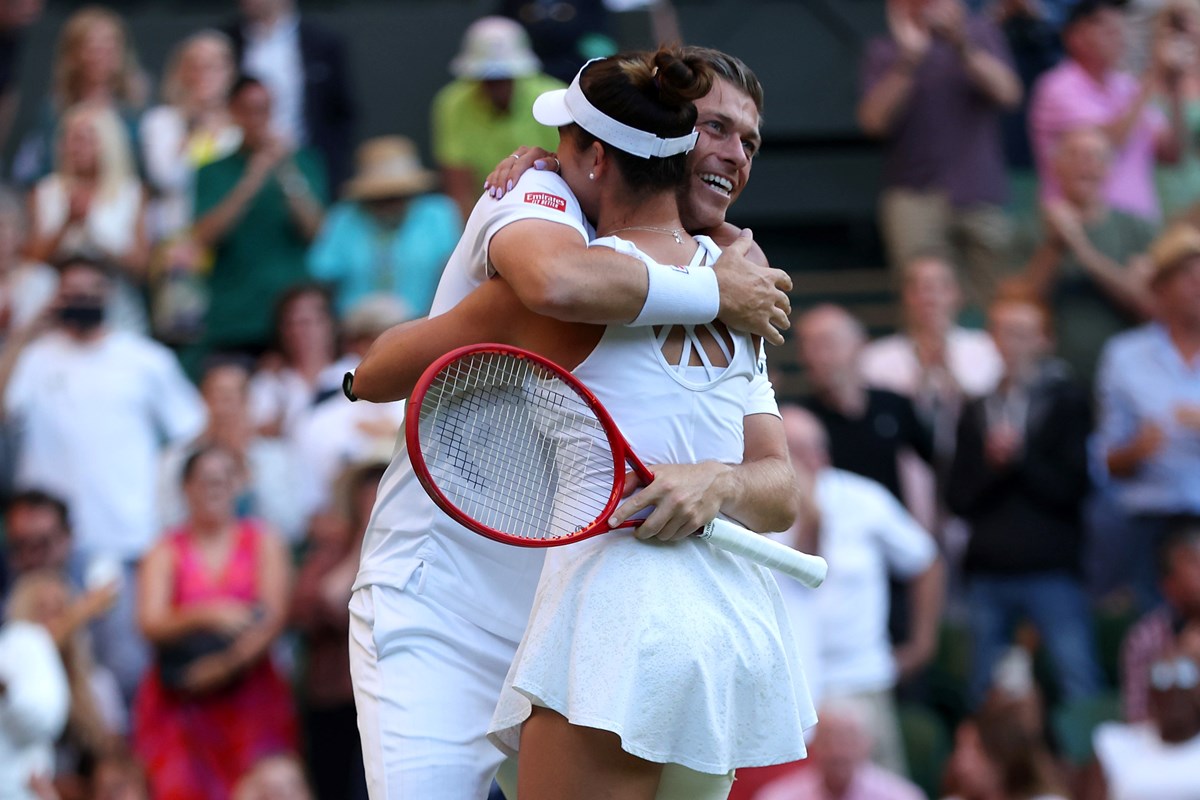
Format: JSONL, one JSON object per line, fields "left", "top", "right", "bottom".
{"left": 354, "top": 170, "right": 592, "bottom": 640}
{"left": 489, "top": 236, "right": 816, "bottom": 775}
{"left": 350, "top": 171, "right": 593, "bottom": 799}
{"left": 1094, "top": 721, "right": 1200, "bottom": 800}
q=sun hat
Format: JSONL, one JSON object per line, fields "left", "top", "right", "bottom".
{"left": 342, "top": 136, "right": 436, "bottom": 201}
{"left": 1147, "top": 221, "right": 1200, "bottom": 287}
{"left": 450, "top": 16, "right": 540, "bottom": 80}
{"left": 532, "top": 58, "right": 698, "bottom": 159}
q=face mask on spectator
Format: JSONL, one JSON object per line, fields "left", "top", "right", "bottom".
{"left": 58, "top": 299, "right": 105, "bottom": 331}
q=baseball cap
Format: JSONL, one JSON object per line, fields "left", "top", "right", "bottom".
{"left": 532, "top": 58, "right": 698, "bottom": 159}
{"left": 450, "top": 16, "right": 540, "bottom": 80}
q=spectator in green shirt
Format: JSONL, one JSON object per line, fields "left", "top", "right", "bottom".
{"left": 1018, "top": 126, "right": 1155, "bottom": 387}
{"left": 192, "top": 75, "right": 326, "bottom": 358}
{"left": 432, "top": 16, "right": 563, "bottom": 220}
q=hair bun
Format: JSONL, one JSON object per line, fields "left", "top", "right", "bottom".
{"left": 651, "top": 48, "right": 713, "bottom": 106}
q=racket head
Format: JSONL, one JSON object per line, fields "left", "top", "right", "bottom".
{"left": 406, "top": 343, "right": 634, "bottom": 547}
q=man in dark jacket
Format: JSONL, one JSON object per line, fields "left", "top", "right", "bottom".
{"left": 224, "top": 0, "right": 356, "bottom": 189}
{"left": 947, "top": 288, "right": 1103, "bottom": 708}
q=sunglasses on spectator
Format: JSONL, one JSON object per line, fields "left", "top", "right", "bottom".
{"left": 1150, "top": 657, "right": 1200, "bottom": 691}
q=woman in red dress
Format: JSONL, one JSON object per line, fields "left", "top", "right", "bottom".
{"left": 134, "top": 444, "right": 296, "bottom": 800}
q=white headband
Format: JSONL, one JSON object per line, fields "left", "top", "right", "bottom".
{"left": 532, "top": 58, "right": 699, "bottom": 160}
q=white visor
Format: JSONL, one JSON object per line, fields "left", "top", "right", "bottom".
{"left": 532, "top": 58, "right": 699, "bottom": 160}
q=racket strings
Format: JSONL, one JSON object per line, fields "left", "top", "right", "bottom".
{"left": 417, "top": 351, "right": 616, "bottom": 540}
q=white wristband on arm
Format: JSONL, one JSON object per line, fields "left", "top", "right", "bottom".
{"left": 628, "top": 261, "right": 720, "bottom": 327}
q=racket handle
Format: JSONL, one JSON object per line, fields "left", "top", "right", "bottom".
{"left": 698, "top": 518, "right": 827, "bottom": 589}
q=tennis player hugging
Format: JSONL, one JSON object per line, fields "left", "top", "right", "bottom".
{"left": 346, "top": 47, "right": 817, "bottom": 800}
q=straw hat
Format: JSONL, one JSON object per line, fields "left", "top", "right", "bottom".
{"left": 341, "top": 293, "right": 412, "bottom": 341}
{"left": 1147, "top": 222, "right": 1200, "bottom": 287}
{"left": 342, "top": 136, "right": 436, "bottom": 201}
{"left": 450, "top": 16, "right": 540, "bottom": 80}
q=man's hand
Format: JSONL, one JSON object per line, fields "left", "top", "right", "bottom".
{"left": 484, "top": 146, "right": 558, "bottom": 199}
{"left": 894, "top": 633, "right": 938, "bottom": 681}
{"left": 985, "top": 423, "right": 1022, "bottom": 468}
{"left": 1042, "top": 198, "right": 1086, "bottom": 252}
{"left": 608, "top": 461, "right": 733, "bottom": 542}
{"left": 889, "top": 0, "right": 932, "bottom": 64}
{"left": 927, "top": 0, "right": 968, "bottom": 49}
{"left": 712, "top": 230, "right": 792, "bottom": 345}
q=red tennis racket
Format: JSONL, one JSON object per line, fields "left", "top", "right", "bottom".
{"left": 406, "top": 343, "right": 827, "bottom": 588}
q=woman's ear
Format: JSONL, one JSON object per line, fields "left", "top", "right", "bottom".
{"left": 589, "top": 141, "right": 608, "bottom": 180}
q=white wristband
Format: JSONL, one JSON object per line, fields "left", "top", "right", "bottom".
{"left": 629, "top": 261, "right": 720, "bottom": 327}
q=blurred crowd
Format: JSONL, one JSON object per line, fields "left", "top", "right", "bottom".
{"left": 0, "top": 0, "right": 1199, "bottom": 800}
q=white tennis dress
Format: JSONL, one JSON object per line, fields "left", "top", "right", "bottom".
{"left": 489, "top": 235, "right": 817, "bottom": 775}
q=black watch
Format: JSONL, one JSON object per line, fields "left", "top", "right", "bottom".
{"left": 343, "top": 369, "right": 358, "bottom": 402}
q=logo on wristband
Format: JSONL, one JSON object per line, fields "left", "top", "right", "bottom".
{"left": 523, "top": 192, "right": 567, "bottom": 212}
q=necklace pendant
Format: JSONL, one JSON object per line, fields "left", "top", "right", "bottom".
{"left": 672, "top": 230, "right": 682, "bottom": 244}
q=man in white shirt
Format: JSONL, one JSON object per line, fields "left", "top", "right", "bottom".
{"left": 0, "top": 256, "right": 206, "bottom": 699}
{"left": 781, "top": 404, "right": 944, "bottom": 775}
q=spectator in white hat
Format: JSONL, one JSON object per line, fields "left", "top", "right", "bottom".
{"left": 432, "top": 16, "right": 564, "bottom": 219}
{"left": 308, "top": 136, "right": 461, "bottom": 317}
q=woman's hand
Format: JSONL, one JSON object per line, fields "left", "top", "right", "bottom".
{"left": 483, "top": 146, "right": 558, "bottom": 199}
{"left": 181, "top": 650, "right": 240, "bottom": 695}
{"left": 201, "top": 600, "right": 258, "bottom": 637}
{"left": 608, "top": 461, "right": 733, "bottom": 542}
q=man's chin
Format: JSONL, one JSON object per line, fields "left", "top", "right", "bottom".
{"left": 682, "top": 189, "right": 731, "bottom": 231}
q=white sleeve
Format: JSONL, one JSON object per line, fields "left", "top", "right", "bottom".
{"left": 140, "top": 107, "right": 190, "bottom": 194}
{"left": 0, "top": 622, "right": 69, "bottom": 747}
{"left": 3, "top": 343, "right": 40, "bottom": 419}
{"left": 873, "top": 484, "right": 937, "bottom": 578}
{"left": 147, "top": 345, "right": 206, "bottom": 444}
{"left": 481, "top": 171, "right": 590, "bottom": 277}
{"left": 746, "top": 340, "right": 780, "bottom": 417}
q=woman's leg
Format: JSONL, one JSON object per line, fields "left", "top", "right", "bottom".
{"left": 518, "top": 706, "right": 663, "bottom": 800}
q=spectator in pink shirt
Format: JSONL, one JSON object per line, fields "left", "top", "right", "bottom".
{"left": 755, "top": 698, "right": 924, "bottom": 800}
{"left": 1029, "top": 0, "right": 1191, "bottom": 221}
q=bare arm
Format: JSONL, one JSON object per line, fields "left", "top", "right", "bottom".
{"left": 858, "top": 59, "right": 921, "bottom": 138}
{"left": 608, "top": 412, "right": 799, "bottom": 540}
{"left": 1022, "top": 238, "right": 1065, "bottom": 300}
{"left": 223, "top": 530, "right": 291, "bottom": 671}
{"left": 136, "top": 542, "right": 237, "bottom": 645}
{"left": 494, "top": 220, "right": 791, "bottom": 342}
{"left": 23, "top": 189, "right": 75, "bottom": 265}
{"left": 191, "top": 155, "right": 274, "bottom": 248}
{"left": 276, "top": 161, "right": 325, "bottom": 242}
{"left": 959, "top": 43, "right": 1022, "bottom": 108}
{"left": 894, "top": 556, "right": 946, "bottom": 680}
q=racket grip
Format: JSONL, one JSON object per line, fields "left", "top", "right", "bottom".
{"left": 698, "top": 518, "right": 827, "bottom": 589}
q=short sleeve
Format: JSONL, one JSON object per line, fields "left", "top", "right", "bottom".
{"left": 1095, "top": 336, "right": 1140, "bottom": 460}
{"left": 969, "top": 15, "right": 1016, "bottom": 68}
{"left": 145, "top": 343, "right": 206, "bottom": 444}
{"left": 873, "top": 484, "right": 937, "bottom": 578}
{"left": 481, "top": 170, "right": 590, "bottom": 276}
{"left": 860, "top": 37, "right": 899, "bottom": 96}
{"left": 4, "top": 341, "right": 40, "bottom": 419}
{"left": 193, "top": 159, "right": 226, "bottom": 219}
{"left": 746, "top": 341, "right": 780, "bottom": 417}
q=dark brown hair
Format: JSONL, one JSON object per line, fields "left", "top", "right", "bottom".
{"left": 678, "top": 45, "right": 764, "bottom": 118}
{"left": 568, "top": 48, "right": 713, "bottom": 195}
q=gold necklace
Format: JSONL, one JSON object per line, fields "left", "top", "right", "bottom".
{"left": 601, "top": 225, "right": 685, "bottom": 244}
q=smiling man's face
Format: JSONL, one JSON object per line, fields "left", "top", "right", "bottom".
{"left": 679, "top": 77, "right": 762, "bottom": 233}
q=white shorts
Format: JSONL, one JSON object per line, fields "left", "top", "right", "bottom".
{"left": 349, "top": 574, "right": 520, "bottom": 800}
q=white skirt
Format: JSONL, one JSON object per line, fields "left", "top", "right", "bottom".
{"left": 488, "top": 531, "right": 817, "bottom": 775}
